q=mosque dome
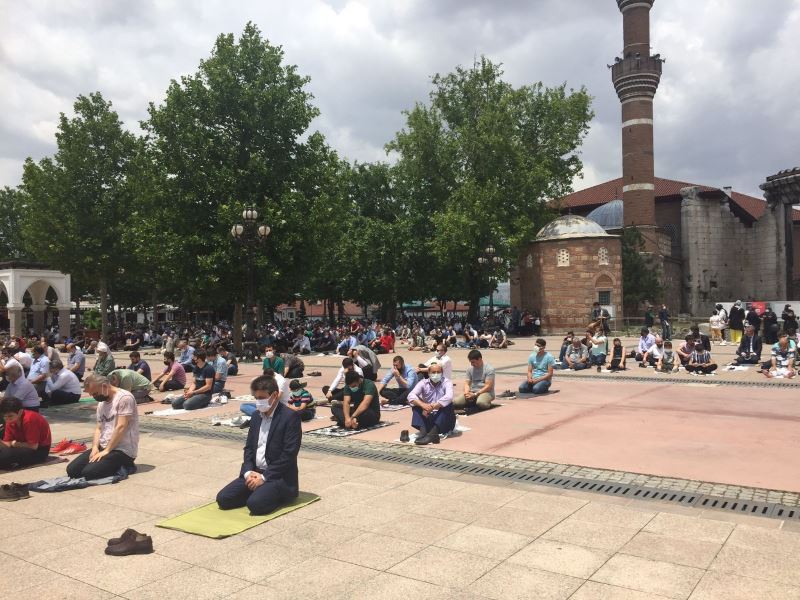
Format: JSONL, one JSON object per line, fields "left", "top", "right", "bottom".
{"left": 586, "top": 199, "right": 624, "bottom": 231}
{"left": 535, "top": 214, "right": 609, "bottom": 241}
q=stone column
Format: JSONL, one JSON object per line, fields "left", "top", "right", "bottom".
{"left": 57, "top": 305, "right": 72, "bottom": 337}
{"left": 7, "top": 305, "right": 24, "bottom": 338}
{"left": 761, "top": 168, "right": 800, "bottom": 299}
{"left": 32, "top": 304, "right": 46, "bottom": 335}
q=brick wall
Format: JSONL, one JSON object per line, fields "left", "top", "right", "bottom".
{"left": 514, "top": 237, "right": 623, "bottom": 334}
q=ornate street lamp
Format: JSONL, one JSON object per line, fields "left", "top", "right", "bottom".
{"left": 478, "top": 245, "right": 503, "bottom": 318}
{"left": 231, "top": 206, "right": 271, "bottom": 351}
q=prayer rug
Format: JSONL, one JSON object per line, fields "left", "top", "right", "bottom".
{"left": 156, "top": 491, "right": 320, "bottom": 539}
{"left": 379, "top": 404, "right": 409, "bottom": 412}
{"left": 306, "top": 421, "right": 396, "bottom": 437}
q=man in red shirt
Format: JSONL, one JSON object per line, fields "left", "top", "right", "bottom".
{"left": 0, "top": 396, "right": 52, "bottom": 469}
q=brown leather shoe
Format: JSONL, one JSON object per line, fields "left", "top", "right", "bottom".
{"left": 105, "top": 532, "right": 154, "bottom": 556}
{"left": 107, "top": 528, "right": 140, "bottom": 547}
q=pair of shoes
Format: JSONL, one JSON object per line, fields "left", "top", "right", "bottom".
{"left": 51, "top": 438, "right": 73, "bottom": 453}
{"left": 105, "top": 529, "right": 154, "bottom": 556}
{"left": 497, "top": 390, "right": 515, "bottom": 398}
{"left": 596, "top": 366, "right": 602, "bottom": 373}
{"left": 307, "top": 370, "right": 322, "bottom": 376}
{"left": 60, "top": 442, "right": 87, "bottom": 456}
{"left": 0, "top": 483, "right": 29, "bottom": 501}
{"left": 414, "top": 432, "right": 440, "bottom": 445}
{"left": 400, "top": 430, "right": 410, "bottom": 443}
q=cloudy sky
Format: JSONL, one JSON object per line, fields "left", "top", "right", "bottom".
{"left": 2, "top": 0, "right": 799, "bottom": 198}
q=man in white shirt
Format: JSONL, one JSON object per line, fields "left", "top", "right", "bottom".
{"left": 66, "top": 373, "right": 138, "bottom": 479}
{"left": 321, "top": 357, "right": 364, "bottom": 404}
{"left": 416, "top": 343, "right": 453, "bottom": 381}
{"left": 13, "top": 350, "right": 33, "bottom": 376}
{"left": 217, "top": 376, "right": 301, "bottom": 515}
{"left": 3, "top": 363, "right": 41, "bottom": 410}
{"left": 44, "top": 358, "right": 82, "bottom": 405}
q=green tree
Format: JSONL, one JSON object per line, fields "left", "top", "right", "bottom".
{"left": 0, "top": 187, "right": 26, "bottom": 259}
{"left": 388, "top": 57, "right": 593, "bottom": 320}
{"left": 143, "top": 22, "right": 342, "bottom": 333}
{"left": 18, "top": 92, "right": 138, "bottom": 339}
{"left": 621, "top": 227, "right": 663, "bottom": 312}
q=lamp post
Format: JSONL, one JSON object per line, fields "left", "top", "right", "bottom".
{"left": 231, "top": 207, "right": 270, "bottom": 352}
{"left": 478, "top": 244, "right": 503, "bottom": 321}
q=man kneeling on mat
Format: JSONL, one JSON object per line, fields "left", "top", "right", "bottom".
{"left": 216, "top": 376, "right": 301, "bottom": 515}
{"left": 407, "top": 363, "right": 455, "bottom": 445}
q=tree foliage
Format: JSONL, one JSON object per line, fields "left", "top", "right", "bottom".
{"left": 621, "top": 227, "right": 663, "bottom": 311}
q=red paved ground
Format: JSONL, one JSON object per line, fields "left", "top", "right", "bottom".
{"left": 115, "top": 341, "right": 800, "bottom": 493}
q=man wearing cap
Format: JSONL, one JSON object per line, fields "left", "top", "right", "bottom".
{"left": 287, "top": 379, "right": 315, "bottom": 421}
{"left": 216, "top": 375, "right": 301, "bottom": 515}
{"left": 92, "top": 342, "right": 116, "bottom": 377}
{"left": 407, "top": 363, "right": 455, "bottom": 445}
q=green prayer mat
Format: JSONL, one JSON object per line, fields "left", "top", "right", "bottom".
{"left": 156, "top": 491, "right": 320, "bottom": 538}
{"left": 79, "top": 397, "right": 96, "bottom": 403}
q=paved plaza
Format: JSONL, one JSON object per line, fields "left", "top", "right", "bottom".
{"left": 3, "top": 336, "right": 800, "bottom": 598}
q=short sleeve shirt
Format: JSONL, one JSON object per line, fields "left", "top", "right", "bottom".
{"left": 528, "top": 351, "right": 555, "bottom": 379}
{"left": 343, "top": 379, "right": 380, "bottom": 414}
{"left": 97, "top": 389, "right": 139, "bottom": 458}
{"left": 213, "top": 355, "right": 229, "bottom": 380}
{"left": 3, "top": 409, "right": 51, "bottom": 447}
{"left": 191, "top": 363, "right": 216, "bottom": 388}
{"left": 466, "top": 363, "right": 496, "bottom": 394}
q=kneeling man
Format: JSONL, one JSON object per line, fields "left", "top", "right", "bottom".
{"left": 407, "top": 363, "right": 455, "bottom": 445}
{"left": 216, "top": 376, "right": 301, "bottom": 515}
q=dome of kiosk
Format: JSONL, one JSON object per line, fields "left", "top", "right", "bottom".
{"left": 586, "top": 199, "right": 624, "bottom": 231}
{"left": 535, "top": 214, "right": 609, "bottom": 241}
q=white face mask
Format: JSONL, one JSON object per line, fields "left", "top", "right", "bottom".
{"left": 265, "top": 351, "right": 274, "bottom": 359}
{"left": 429, "top": 373, "right": 443, "bottom": 384}
{"left": 255, "top": 394, "right": 277, "bottom": 413}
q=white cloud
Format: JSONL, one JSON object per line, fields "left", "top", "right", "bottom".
{"left": 1, "top": 0, "right": 798, "bottom": 199}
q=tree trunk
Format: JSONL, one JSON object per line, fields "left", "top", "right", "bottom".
{"left": 467, "top": 291, "right": 480, "bottom": 325}
{"left": 151, "top": 288, "right": 158, "bottom": 327}
{"left": 75, "top": 297, "right": 81, "bottom": 329}
{"left": 99, "top": 277, "right": 108, "bottom": 342}
{"left": 337, "top": 296, "right": 344, "bottom": 321}
{"left": 327, "top": 298, "right": 335, "bottom": 326}
{"left": 233, "top": 302, "right": 243, "bottom": 354}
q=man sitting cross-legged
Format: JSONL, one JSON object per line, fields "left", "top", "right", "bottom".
{"left": 127, "top": 351, "right": 151, "bottom": 381}
{"left": 4, "top": 363, "right": 41, "bottom": 412}
{"left": 453, "top": 350, "right": 495, "bottom": 412}
{"left": 321, "top": 357, "right": 364, "bottom": 404}
{"left": 376, "top": 355, "right": 418, "bottom": 406}
{"left": 216, "top": 376, "right": 301, "bottom": 515}
{"left": 219, "top": 345, "right": 238, "bottom": 376}
{"left": 518, "top": 338, "right": 555, "bottom": 395}
{"left": 152, "top": 351, "right": 186, "bottom": 392}
{"left": 761, "top": 333, "right": 796, "bottom": 379}
{"left": 417, "top": 343, "right": 453, "bottom": 381}
{"left": 206, "top": 346, "right": 228, "bottom": 394}
{"left": 66, "top": 373, "right": 139, "bottom": 480}
{"left": 408, "top": 363, "right": 455, "bottom": 445}
{"left": 635, "top": 328, "right": 655, "bottom": 364}
{"left": 171, "top": 349, "right": 214, "bottom": 410}
{"left": 562, "top": 338, "right": 590, "bottom": 371}
{"left": 733, "top": 324, "right": 762, "bottom": 365}
{"left": 44, "top": 358, "right": 82, "bottom": 405}
{"left": 0, "top": 396, "right": 52, "bottom": 470}
{"left": 331, "top": 370, "right": 381, "bottom": 430}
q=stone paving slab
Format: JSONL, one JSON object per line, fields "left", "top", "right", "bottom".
{"left": 4, "top": 422, "right": 800, "bottom": 599}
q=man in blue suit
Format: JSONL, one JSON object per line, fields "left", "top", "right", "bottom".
{"left": 216, "top": 375, "right": 301, "bottom": 515}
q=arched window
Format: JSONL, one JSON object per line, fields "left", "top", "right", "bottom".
{"left": 598, "top": 247, "right": 609, "bottom": 266}
{"left": 557, "top": 248, "right": 570, "bottom": 267}
{"left": 526, "top": 253, "right": 534, "bottom": 268}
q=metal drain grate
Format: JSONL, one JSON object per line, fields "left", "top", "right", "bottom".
{"left": 62, "top": 414, "right": 800, "bottom": 523}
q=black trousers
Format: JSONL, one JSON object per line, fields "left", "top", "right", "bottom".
{"left": 285, "top": 366, "right": 304, "bottom": 379}
{"left": 380, "top": 387, "right": 411, "bottom": 405}
{"left": 0, "top": 445, "right": 50, "bottom": 470}
{"left": 216, "top": 475, "right": 296, "bottom": 515}
{"left": 45, "top": 390, "right": 81, "bottom": 405}
{"left": 66, "top": 448, "right": 135, "bottom": 480}
{"left": 330, "top": 403, "right": 380, "bottom": 428}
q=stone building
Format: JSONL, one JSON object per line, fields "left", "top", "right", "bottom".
{"left": 511, "top": 1, "right": 800, "bottom": 322}
{"left": 511, "top": 215, "right": 622, "bottom": 333}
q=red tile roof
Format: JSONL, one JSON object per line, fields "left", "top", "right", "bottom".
{"left": 556, "top": 177, "right": 800, "bottom": 222}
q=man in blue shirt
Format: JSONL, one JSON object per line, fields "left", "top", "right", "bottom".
{"left": 519, "top": 338, "right": 555, "bottom": 395}
{"left": 66, "top": 343, "right": 86, "bottom": 381}
{"left": 376, "top": 355, "right": 418, "bottom": 405}
{"left": 177, "top": 340, "right": 195, "bottom": 372}
{"left": 27, "top": 346, "right": 50, "bottom": 399}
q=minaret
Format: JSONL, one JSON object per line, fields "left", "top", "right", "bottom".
{"left": 611, "top": 0, "right": 664, "bottom": 250}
